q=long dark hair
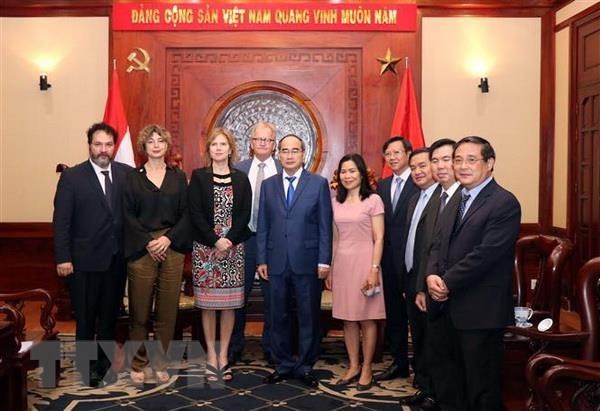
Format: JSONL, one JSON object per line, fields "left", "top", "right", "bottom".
{"left": 335, "top": 153, "right": 374, "bottom": 203}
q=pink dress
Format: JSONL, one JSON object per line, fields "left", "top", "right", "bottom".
{"left": 331, "top": 194, "right": 386, "bottom": 321}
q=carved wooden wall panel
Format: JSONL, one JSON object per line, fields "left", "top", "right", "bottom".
{"left": 112, "top": 31, "right": 418, "bottom": 178}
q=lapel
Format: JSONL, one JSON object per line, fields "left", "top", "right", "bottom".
{"left": 419, "top": 185, "right": 442, "bottom": 226}
{"left": 275, "top": 173, "right": 287, "bottom": 209}
{"left": 455, "top": 179, "right": 496, "bottom": 233}
{"left": 288, "top": 169, "right": 310, "bottom": 210}
{"left": 394, "top": 177, "right": 414, "bottom": 219}
{"left": 380, "top": 177, "right": 393, "bottom": 212}
{"left": 85, "top": 161, "right": 111, "bottom": 213}
{"left": 406, "top": 191, "right": 419, "bottom": 227}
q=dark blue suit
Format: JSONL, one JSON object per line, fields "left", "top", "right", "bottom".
{"left": 231, "top": 158, "right": 282, "bottom": 359}
{"left": 256, "top": 169, "right": 332, "bottom": 375}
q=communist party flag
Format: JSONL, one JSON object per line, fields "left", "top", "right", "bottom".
{"left": 382, "top": 65, "right": 425, "bottom": 178}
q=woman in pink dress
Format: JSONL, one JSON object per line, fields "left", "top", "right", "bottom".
{"left": 326, "top": 153, "right": 385, "bottom": 391}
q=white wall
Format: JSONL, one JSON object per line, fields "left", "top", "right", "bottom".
{"left": 0, "top": 17, "right": 108, "bottom": 222}
{"left": 422, "top": 17, "right": 541, "bottom": 224}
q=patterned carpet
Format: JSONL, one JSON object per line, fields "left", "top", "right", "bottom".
{"left": 28, "top": 335, "right": 417, "bottom": 410}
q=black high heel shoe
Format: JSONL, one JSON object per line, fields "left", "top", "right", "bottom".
{"left": 356, "top": 376, "right": 375, "bottom": 391}
{"left": 334, "top": 367, "right": 361, "bottom": 386}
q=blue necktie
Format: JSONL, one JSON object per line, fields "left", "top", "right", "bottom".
{"left": 286, "top": 176, "right": 296, "bottom": 208}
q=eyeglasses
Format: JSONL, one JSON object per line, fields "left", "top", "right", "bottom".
{"left": 252, "top": 137, "right": 275, "bottom": 144}
{"left": 384, "top": 150, "right": 405, "bottom": 158}
{"left": 453, "top": 157, "right": 485, "bottom": 166}
{"left": 280, "top": 148, "right": 303, "bottom": 156}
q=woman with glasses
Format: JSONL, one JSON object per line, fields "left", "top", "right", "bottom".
{"left": 188, "top": 127, "right": 252, "bottom": 382}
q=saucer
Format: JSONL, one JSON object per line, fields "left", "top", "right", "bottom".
{"left": 537, "top": 318, "right": 553, "bottom": 332}
{"left": 516, "top": 322, "right": 533, "bottom": 328}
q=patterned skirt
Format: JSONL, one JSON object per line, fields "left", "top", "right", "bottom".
{"left": 192, "top": 240, "right": 245, "bottom": 310}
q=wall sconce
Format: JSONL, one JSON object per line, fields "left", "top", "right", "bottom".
{"left": 478, "top": 77, "right": 489, "bottom": 93}
{"left": 39, "top": 74, "right": 52, "bottom": 91}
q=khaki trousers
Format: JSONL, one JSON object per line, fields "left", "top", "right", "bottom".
{"left": 128, "top": 233, "right": 184, "bottom": 372}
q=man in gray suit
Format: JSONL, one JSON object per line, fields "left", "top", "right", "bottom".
{"left": 230, "top": 121, "right": 282, "bottom": 364}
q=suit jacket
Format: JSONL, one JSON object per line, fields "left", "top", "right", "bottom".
{"left": 53, "top": 160, "right": 131, "bottom": 272}
{"left": 188, "top": 167, "right": 252, "bottom": 246}
{"left": 377, "top": 175, "right": 419, "bottom": 276}
{"left": 256, "top": 169, "right": 333, "bottom": 276}
{"left": 427, "top": 179, "right": 521, "bottom": 330}
{"left": 235, "top": 157, "right": 283, "bottom": 176}
{"left": 403, "top": 184, "right": 442, "bottom": 294}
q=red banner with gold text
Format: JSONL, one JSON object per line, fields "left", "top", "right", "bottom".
{"left": 112, "top": 3, "right": 416, "bottom": 31}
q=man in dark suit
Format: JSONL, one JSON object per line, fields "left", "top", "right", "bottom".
{"left": 426, "top": 136, "right": 521, "bottom": 410}
{"left": 53, "top": 122, "right": 132, "bottom": 387}
{"left": 231, "top": 121, "right": 282, "bottom": 364}
{"left": 257, "top": 134, "right": 333, "bottom": 388}
{"left": 376, "top": 136, "right": 419, "bottom": 381}
{"left": 398, "top": 147, "right": 440, "bottom": 409}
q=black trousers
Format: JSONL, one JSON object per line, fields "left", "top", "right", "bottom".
{"left": 67, "top": 255, "right": 124, "bottom": 373}
{"left": 380, "top": 257, "right": 409, "bottom": 368}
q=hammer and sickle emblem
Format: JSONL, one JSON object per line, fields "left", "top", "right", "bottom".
{"left": 126, "top": 48, "right": 150, "bottom": 73}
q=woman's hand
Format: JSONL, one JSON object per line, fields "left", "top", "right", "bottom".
{"left": 146, "top": 236, "right": 171, "bottom": 262}
{"left": 361, "top": 266, "right": 380, "bottom": 290}
{"left": 215, "top": 238, "right": 232, "bottom": 252}
{"left": 325, "top": 274, "right": 333, "bottom": 290}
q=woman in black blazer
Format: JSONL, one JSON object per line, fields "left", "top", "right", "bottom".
{"left": 188, "top": 127, "right": 251, "bottom": 382}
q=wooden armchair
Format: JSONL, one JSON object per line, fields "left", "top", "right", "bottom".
{"left": 525, "top": 256, "right": 600, "bottom": 410}
{"left": 513, "top": 235, "right": 573, "bottom": 328}
{"left": 0, "top": 288, "right": 59, "bottom": 411}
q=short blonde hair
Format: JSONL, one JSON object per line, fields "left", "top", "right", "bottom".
{"left": 205, "top": 127, "right": 239, "bottom": 166}
{"left": 137, "top": 124, "right": 172, "bottom": 155}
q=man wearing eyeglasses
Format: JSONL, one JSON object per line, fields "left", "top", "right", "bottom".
{"left": 375, "top": 136, "right": 419, "bottom": 382}
{"left": 256, "top": 134, "right": 333, "bottom": 388}
{"left": 426, "top": 136, "right": 521, "bottom": 410}
{"left": 231, "top": 121, "right": 282, "bottom": 365}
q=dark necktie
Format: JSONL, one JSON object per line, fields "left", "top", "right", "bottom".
{"left": 251, "top": 162, "right": 266, "bottom": 230}
{"left": 439, "top": 191, "right": 449, "bottom": 214}
{"left": 286, "top": 176, "right": 296, "bottom": 208}
{"left": 454, "top": 193, "right": 471, "bottom": 231}
{"left": 392, "top": 177, "right": 403, "bottom": 212}
{"left": 101, "top": 170, "right": 113, "bottom": 210}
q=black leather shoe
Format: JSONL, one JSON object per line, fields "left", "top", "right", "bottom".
{"left": 419, "top": 396, "right": 440, "bottom": 411}
{"left": 87, "top": 369, "right": 103, "bottom": 388}
{"left": 264, "top": 371, "right": 289, "bottom": 384}
{"left": 375, "top": 363, "right": 409, "bottom": 381}
{"left": 298, "top": 371, "right": 318, "bottom": 388}
{"left": 399, "top": 390, "right": 427, "bottom": 406}
{"left": 334, "top": 369, "right": 361, "bottom": 386}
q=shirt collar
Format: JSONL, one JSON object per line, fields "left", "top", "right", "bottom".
{"left": 443, "top": 181, "right": 460, "bottom": 198}
{"left": 283, "top": 167, "right": 303, "bottom": 181}
{"left": 394, "top": 167, "right": 411, "bottom": 183}
{"left": 89, "top": 159, "right": 112, "bottom": 175}
{"left": 462, "top": 175, "right": 493, "bottom": 199}
{"left": 252, "top": 156, "right": 276, "bottom": 168}
{"left": 422, "top": 182, "right": 439, "bottom": 198}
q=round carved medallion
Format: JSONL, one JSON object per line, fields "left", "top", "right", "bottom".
{"left": 212, "top": 84, "right": 322, "bottom": 170}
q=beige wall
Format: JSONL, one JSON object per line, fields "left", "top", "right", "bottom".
{"left": 0, "top": 17, "right": 108, "bottom": 222}
{"left": 421, "top": 17, "right": 541, "bottom": 224}
{"left": 556, "top": 0, "right": 599, "bottom": 24}
{"left": 553, "top": 28, "right": 570, "bottom": 229}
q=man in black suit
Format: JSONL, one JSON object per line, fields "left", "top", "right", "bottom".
{"left": 426, "top": 136, "right": 521, "bottom": 410}
{"left": 53, "top": 122, "right": 132, "bottom": 387}
{"left": 376, "top": 136, "right": 419, "bottom": 381}
{"left": 399, "top": 147, "right": 440, "bottom": 409}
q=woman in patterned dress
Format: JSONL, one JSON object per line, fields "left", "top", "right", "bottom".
{"left": 188, "top": 128, "right": 252, "bottom": 382}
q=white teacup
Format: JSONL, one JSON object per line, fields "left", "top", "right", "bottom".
{"left": 514, "top": 306, "right": 533, "bottom": 326}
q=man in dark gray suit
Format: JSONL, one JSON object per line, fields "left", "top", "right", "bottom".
{"left": 399, "top": 147, "right": 440, "bottom": 409}
{"left": 53, "top": 122, "right": 132, "bottom": 387}
{"left": 230, "top": 121, "right": 282, "bottom": 364}
{"left": 427, "top": 136, "right": 521, "bottom": 410}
